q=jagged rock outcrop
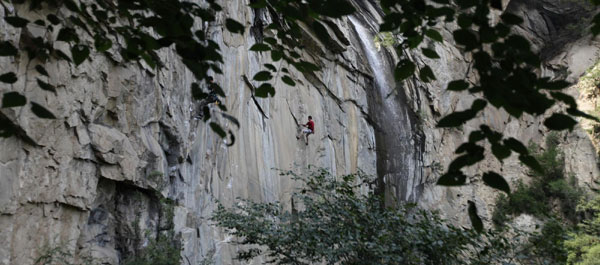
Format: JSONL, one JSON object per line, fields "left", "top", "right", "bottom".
{"left": 1, "top": 0, "right": 599, "bottom": 264}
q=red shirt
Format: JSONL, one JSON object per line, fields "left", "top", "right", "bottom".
{"left": 306, "top": 120, "right": 315, "bottom": 131}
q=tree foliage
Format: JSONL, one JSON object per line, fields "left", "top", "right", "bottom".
{"left": 212, "top": 169, "right": 470, "bottom": 264}
{"left": 566, "top": 194, "right": 600, "bottom": 265}
{"left": 492, "top": 133, "right": 583, "bottom": 227}
{"left": 212, "top": 168, "right": 573, "bottom": 265}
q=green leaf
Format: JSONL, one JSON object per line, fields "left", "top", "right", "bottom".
{"left": 4, "top": 16, "right": 29, "bottom": 28}
{"left": 63, "top": 0, "right": 80, "bottom": 13}
{"left": 491, "top": 0, "right": 503, "bottom": 9}
{"left": 253, "top": 71, "right": 272, "bottom": 81}
{"left": 36, "top": 79, "right": 56, "bottom": 92}
{"left": 57, "top": 27, "right": 79, "bottom": 43}
{"left": 437, "top": 112, "right": 467, "bottom": 127}
{"left": 248, "top": 0, "right": 267, "bottom": 8}
{"left": 47, "top": 14, "right": 61, "bottom": 25}
{"left": 2, "top": 92, "right": 26, "bottom": 108}
{"left": 250, "top": 43, "right": 271, "bottom": 52}
{"left": 471, "top": 99, "right": 487, "bottom": 111}
{"left": 567, "top": 108, "right": 600, "bottom": 122}
{"left": 226, "top": 130, "right": 235, "bottom": 147}
{"left": 457, "top": 14, "right": 473, "bottom": 29}
{"left": 482, "top": 171, "right": 510, "bottom": 194}
{"left": 552, "top": 92, "right": 577, "bottom": 108}
{"left": 225, "top": 18, "right": 245, "bottom": 34}
{"left": 30, "top": 102, "right": 56, "bottom": 119}
{"left": 35, "top": 65, "right": 49, "bottom": 77}
{"left": 271, "top": 50, "right": 283, "bottom": 61}
{"left": 312, "top": 21, "right": 334, "bottom": 46}
{"left": 141, "top": 53, "right": 156, "bottom": 69}
{"left": 255, "top": 83, "right": 275, "bottom": 97}
{"left": 282, "top": 75, "right": 296, "bottom": 86}
{"left": 0, "top": 41, "right": 18, "bottom": 56}
{"left": 544, "top": 113, "right": 577, "bottom": 131}
{"left": 71, "top": 45, "right": 90, "bottom": 66}
{"left": 0, "top": 72, "right": 18, "bottom": 84}
{"left": 264, "top": 63, "right": 277, "bottom": 72}
{"left": 94, "top": 36, "right": 112, "bottom": 52}
{"left": 504, "top": 138, "right": 528, "bottom": 154}
{"left": 456, "top": 0, "right": 477, "bottom": 8}
{"left": 425, "top": 29, "right": 443, "bottom": 42}
{"left": 263, "top": 37, "right": 277, "bottom": 45}
{"left": 468, "top": 131, "right": 485, "bottom": 142}
{"left": 541, "top": 80, "right": 571, "bottom": 90}
{"left": 468, "top": 201, "right": 483, "bottom": 233}
{"left": 419, "top": 65, "right": 436, "bottom": 83}
{"left": 519, "top": 155, "right": 544, "bottom": 174}
{"left": 221, "top": 113, "right": 240, "bottom": 128}
{"left": 422, "top": 48, "right": 440, "bottom": 59}
{"left": 296, "top": 61, "right": 319, "bottom": 72}
{"left": 437, "top": 103, "right": 480, "bottom": 127}
{"left": 491, "top": 143, "right": 511, "bottom": 161}
{"left": 593, "top": 14, "right": 600, "bottom": 36}
{"left": 437, "top": 171, "right": 466, "bottom": 186}
{"left": 453, "top": 29, "right": 478, "bottom": 50}
{"left": 318, "top": 0, "right": 356, "bottom": 18}
{"left": 479, "top": 26, "right": 497, "bottom": 43}
{"left": 500, "top": 13, "right": 524, "bottom": 25}
{"left": 209, "top": 122, "right": 226, "bottom": 137}
{"left": 407, "top": 35, "right": 424, "bottom": 49}
{"left": 191, "top": 83, "right": 205, "bottom": 100}
{"left": 394, "top": 60, "right": 416, "bottom": 81}
{"left": 54, "top": 49, "right": 72, "bottom": 62}
{"left": 447, "top": 80, "right": 469, "bottom": 91}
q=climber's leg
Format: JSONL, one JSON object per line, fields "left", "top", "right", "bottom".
{"left": 301, "top": 129, "right": 313, "bottom": 145}
{"left": 305, "top": 132, "right": 309, "bottom": 145}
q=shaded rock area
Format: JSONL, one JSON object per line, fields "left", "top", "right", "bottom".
{"left": 1, "top": 0, "right": 600, "bottom": 264}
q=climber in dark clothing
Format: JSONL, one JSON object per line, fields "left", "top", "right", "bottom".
{"left": 194, "top": 77, "right": 222, "bottom": 120}
{"left": 297, "top": 116, "right": 315, "bottom": 145}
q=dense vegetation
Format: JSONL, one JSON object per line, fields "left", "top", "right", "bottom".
{"left": 213, "top": 169, "right": 483, "bottom": 264}
{"left": 492, "top": 133, "right": 583, "bottom": 226}
{"left": 565, "top": 195, "right": 600, "bottom": 264}
{"left": 211, "top": 168, "right": 600, "bottom": 265}
{"left": 487, "top": 132, "right": 600, "bottom": 265}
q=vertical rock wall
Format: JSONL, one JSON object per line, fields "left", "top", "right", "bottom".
{"left": 1, "top": 0, "right": 600, "bottom": 264}
{"left": 0, "top": 0, "right": 387, "bottom": 264}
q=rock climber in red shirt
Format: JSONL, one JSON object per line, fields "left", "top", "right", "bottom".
{"left": 297, "top": 116, "right": 314, "bottom": 145}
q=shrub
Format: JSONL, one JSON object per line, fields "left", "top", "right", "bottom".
{"left": 123, "top": 195, "right": 180, "bottom": 265}
{"left": 565, "top": 195, "right": 600, "bottom": 265}
{"left": 211, "top": 168, "right": 559, "bottom": 265}
{"left": 122, "top": 232, "right": 181, "bottom": 265}
{"left": 33, "top": 243, "right": 98, "bottom": 265}
{"left": 491, "top": 133, "right": 585, "bottom": 265}
{"left": 492, "top": 133, "right": 583, "bottom": 226}
{"left": 527, "top": 219, "right": 570, "bottom": 264}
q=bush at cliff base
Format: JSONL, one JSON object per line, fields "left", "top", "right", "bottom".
{"left": 211, "top": 168, "right": 563, "bottom": 265}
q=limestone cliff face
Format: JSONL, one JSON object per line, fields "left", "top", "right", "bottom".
{"left": 0, "top": 0, "right": 599, "bottom": 264}
{"left": 0, "top": 1, "right": 382, "bottom": 264}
